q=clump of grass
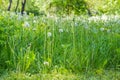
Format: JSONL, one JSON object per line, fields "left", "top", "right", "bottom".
{"left": 0, "top": 11, "right": 120, "bottom": 76}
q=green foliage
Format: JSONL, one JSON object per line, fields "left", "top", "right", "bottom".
{"left": 48, "top": 0, "right": 89, "bottom": 15}
{"left": 0, "top": 0, "right": 120, "bottom": 15}
{"left": 0, "top": 11, "right": 120, "bottom": 75}
{"left": 87, "top": 0, "right": 120, "bottom": 15}
{"left": 26, "top": 0, "right": 40, "bottom": 15}
{"left": 0, "top": 11, "right": 14, "bottom": 69}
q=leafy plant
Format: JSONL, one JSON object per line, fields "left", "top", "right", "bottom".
{"left": 48, "top": 0, "right": 90, "bottom": 15}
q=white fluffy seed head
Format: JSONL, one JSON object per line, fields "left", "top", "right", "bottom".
{"left": 59, "top": 29, "right": 63, "bottom": 33}
{"left": 43, "top": 61, "right": 49, "bottom": 66}
{"left": 33, "top": 20, "right": 36, "bottom": 23}
{"left": 47, "top": 32, "right": 52, "bottom": 37}
{"left": 24, "top": 21, "right": 30, "bottom": 27}
{"left": 100, "top": 27, "right": 105, "bottom": 31}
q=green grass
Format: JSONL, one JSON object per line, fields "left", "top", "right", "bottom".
{"left": 0, "top": 11, "right": 120, "bottom": 79}
{"left": 0, "top": 70, "right": 120, "bottom": 80}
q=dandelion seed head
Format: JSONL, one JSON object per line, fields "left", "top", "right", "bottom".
{"left": 88, "top": 16, "right": 100, "bottom": 22}
{"left": 101, "top": 15, "right": 108, "bottom": 21}
{"left": 33, "top": 20, "right": 36, "bottom": 23}
{"left": 75, "top": 22, "right": 78, "bottom": 27}
{"left": 59, "top": 29, "right": 63, "bottom": 33}
{"left": 23, "top": 21, "right": 30, "bottom": 27}
{"left": 47, "top": 32, "right": 52, "bottom": 37}
{"left": 43, "top": 61, "right": 49, "bottom": 66}
{"left": 100, "top": 27, "right": 105, "bottom": 31}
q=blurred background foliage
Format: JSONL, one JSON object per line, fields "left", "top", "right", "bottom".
{"left": 0, "top": 0, "right": 120, "bottom": 15}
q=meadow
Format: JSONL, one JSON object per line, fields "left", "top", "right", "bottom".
{"left": 0, "top": 11, "right": 120, "bottom": 80}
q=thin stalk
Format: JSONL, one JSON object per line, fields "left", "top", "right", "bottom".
{"left": 43, "top": 18, "right": 47, "bottom": 60}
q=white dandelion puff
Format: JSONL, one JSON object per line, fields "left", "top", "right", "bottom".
{"left": 101, "top": 15, "right": 108, "bottom": 21}
{"left": 59, "top": 29, "right": 63, "bottom": 33}
{"left": 75, "top": 22, "right": 78, "bottom": 27}
{"left": 24, "top": 21, "right": 30, "bottom": 27}
{"left": 43, "top": 61, "right": 49, "bottom": 66}
{"left": 100, "top": 27, "right": 105, "bottom": 31}
{"left": 47, "top": 32, "right": 52, "bottom": 37}
{"left": 33, "top": 20, "right": 36, "bottom": 23}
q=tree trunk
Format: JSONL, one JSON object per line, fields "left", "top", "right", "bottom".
{"left": 21, "top": 0, "right": 26, "bottom": 15}
{"left": 15, "top": 0, "right": 20, "bottom": 13}
{"left": 8, "top": 0, "right": 12, "bottom": 11}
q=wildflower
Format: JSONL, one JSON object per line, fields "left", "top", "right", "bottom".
{"left": 33, "top": 20, "right": 36, "bottom": 23}
{"left": 75, "top": 22, "right": 78, "bottom": 27}
{"left": 43, "top": 61, "right": 49, "bottom": 66}
{"left": 101, "top": 15, "right": 107, "bottom": 21}
{"left": 100, "top": 27, "right": 105, "bottom": 31}
{"left": 23, "top": 21, "right": 30, "bottom": 27}
{"left": 47, "top": 32, "right": 52, "bottom": 37}
{"left": 59, "top": 29, "right": 63, "bottom": 33}
{"left": 88, "top": 16, "right": 100, "bottom": 22}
